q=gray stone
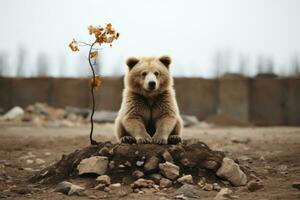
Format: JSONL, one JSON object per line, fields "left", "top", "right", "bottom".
{"left": 144, "top": 156, "right": 159, "bottom": 172}
{"left": 77, "top": 156, "right": 108, "bottom": 175}
{"left": 216, "top": 157, "right": 247, "bottom": 186}
{"left": 177, "top": 175, "right": 193, "bottom": 184}
{"left": 96, "top": 175, "right": 111, "bottom": 185}
{"left": 159, "top": 178, "right": 172, "bottom": 188}
{"left": 3, "top": 106, "right": 24, "bottom": 120}
{"left": 159, "top": 162, "right": 180, "bottom": 180}
{"left": 132, "top": 178, "right": 154, "bottom": 189}
{"left": 162, "top": 150, "right": 174, "bottom": 163}
{"left": 176, "top": 184, "right": 200, "bottom": 198}
{"left": 132, "top": 170, "right": 144, "bottom": 179}
{"left": 55, "top": 181, "right": 85, "bottom": 196}
{"left": 91, "top": 111, "right": 118, "bottom": 123}
{"left": 181, "top": 115, "right": 199, "bottom": 127}
{"left": 150, "top": 173, "right": 163, "bottom": 184}
{"left": 214, "top": 188, "right": 233, "bottom": 200}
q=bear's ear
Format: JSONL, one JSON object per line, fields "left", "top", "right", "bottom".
{"left": 159, "top": 56, "right": 171, "bottom": 69}
{"left": 126, "top": 57, "right": 139, "bottom": 70}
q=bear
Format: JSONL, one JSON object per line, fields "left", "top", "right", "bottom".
{"left": 114, "top": 55, "right": 183, "bottom": 144}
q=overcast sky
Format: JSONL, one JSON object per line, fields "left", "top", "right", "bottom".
{"left": 0, "top": 0, "right": 300, "bottom": 77}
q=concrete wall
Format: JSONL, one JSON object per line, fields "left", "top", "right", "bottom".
{"left": 0, "top": 76, "right": 299, "bottom": 126}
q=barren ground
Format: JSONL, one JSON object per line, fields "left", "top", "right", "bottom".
{"left": 0, "top": 123, "right": 300, "bottom": 199}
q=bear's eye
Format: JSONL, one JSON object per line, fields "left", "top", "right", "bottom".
{"left": 154, "top": 71, "right": 159, "bottom": 76}
{"left": 142, "top": 72, "right": 147, "bottom": 77}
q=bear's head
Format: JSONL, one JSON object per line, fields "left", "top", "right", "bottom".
{"left": 125, "top": 56, "right": 173, "bottom": 96}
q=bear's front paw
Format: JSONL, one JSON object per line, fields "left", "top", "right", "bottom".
{"left": 152, "top": 134, "right": 168, "bottom": 145}
{"left": 136, "top": 135, "right": 152, "bottom": 144}
{"left": 120, "top": 136, "right": 136, "bottom": 144}
{"left": 168, "top": 135, "right": 181, "bottom": 144}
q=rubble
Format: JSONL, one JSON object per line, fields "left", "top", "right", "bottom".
{"left": 159, "top": 178, "right": 172, "bottom": 188}
{"left": 216, "top": 157, "right": 247, "bottom": 186}
{"left": 181, "top": 115, "right": 199, "bottom": 127}
{"left": 144, "top": 156, "right": 159, "bottom": 172}
{"left": 177, "top": 175, "right": 193, "bottom": 184}
{"left": 55, "top": 181, "right": 85, "bottom": 196}
{"left": 77, "top": 156, "right": 108, "bottom": 175}
{"left": 35, "top": 158, "right": 46, "bottom": 165}
{"left": 176, "top": 184, "right": 200, "bottom": 198}
{"left": 96, "top": 175, "right": 111, "bottom": 185}
{"left": 132, "top": 170, "right": 144, "bottom": 179}
{"left": 159, "top": 162, "right": 180, "bottom": 180}
{"left": 202, "top": 183, "right": 214, "bottom": 191}
{"left": 3, "top": 106, "right": 24, "bottom": 120}
{"left": 132, "top": 178, "right": 154, "bottom": 189}
{"left": 214, "top": 188, "right": 234, "bottom": 200}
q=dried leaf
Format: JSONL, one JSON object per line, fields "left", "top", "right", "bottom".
{"left": 90, "top": 51, "right": 98, "bottom": 58}
{"left": 68, "top": 39, "right": 80, "bottom": 52}
{"left": 90, "top": 76, "right": 102, "bottom": 89}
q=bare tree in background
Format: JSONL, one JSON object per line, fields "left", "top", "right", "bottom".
{"left": 36, "top": 52, "right": 50, "bottom": 76}
{"left": 0, "top": 52, "right": 9, "bottom": 77}
{"left": 291, "top": 54, "right": 300, "bottom": 75}
{"left": 16, "top": 46, "right": 27, "bottom": 77}
{"left": 238, "top": 54, "right": 249, "bottom": 76}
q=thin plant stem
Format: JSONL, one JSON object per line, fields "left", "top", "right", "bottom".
{"left": 88, "top": 41, "right": 98, "bottom": 145}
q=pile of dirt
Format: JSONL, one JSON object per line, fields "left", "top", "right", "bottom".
{"left": 204, "top": 113, "right": 252, "bottom": 127}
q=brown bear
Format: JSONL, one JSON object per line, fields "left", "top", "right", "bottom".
{"left": 115, "top": 56, "right": 183, "bottom": 144}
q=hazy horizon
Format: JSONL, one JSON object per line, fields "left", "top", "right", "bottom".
{"left": 0, "top": 0, "right": 300, "bottom": 77}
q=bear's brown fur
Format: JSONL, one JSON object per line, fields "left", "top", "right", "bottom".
{"left": 115, "top": 56, "right": 183, "bottom": 144}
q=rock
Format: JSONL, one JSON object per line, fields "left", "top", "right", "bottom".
{"left": 213, "top": 183, "right": 222, "bottom": 191}
{"left": 44, "top": 152, "right": 52, "bottom": 156}
{"left": 237, "top": 156, "right": 252, "bottom": 162}
{"left": 3, "top": 106, "right": 24, "bottom": 120}
{"left": 94, "top": 183, "right": 106, "bottom": 190}
{"left": 159, "top": 162, "right": 180, "bottom": 180}
{"left": 144, "top": 156, "right": 159, "bottom": 172}
{"left": 104, "top": 187, "right": 111, "bottom": 192}
{"left": 55, "top": 181, "right": 85, "bottom": 196}
{"left": 132, "top": 178, "right": 154, "bottom": 189}
{"left": 292, "top": 182, "right": 300, "bottom": 190}
{"left": 98, "top": 147, "right": 111, "bottom": 156}
{"left": 176, "top": 184, "right": 200, "bottom": 198}
{"left": 202, "top": 160, "right": 219, "bottom": 171}
{"left": 77, "top": 156, "right": 108, "bottom": 175}
{"left": 124, "top": 161, "right": 132, "bottom": 167}
{"left": 35, "top": 158, "right": 46, "bottom": 165}
{"left": 136, "top": 160, "right": 144, "bottom": 167}
{"left": 202, "top": 183, "right": 214, "bottom": 191}
{"left": 150, "top": 173, "right": 163, "bottom": 184}
{"left": 65, "top": 106, "right": 91, "bottom": 118}
{"left": 177, "top": 175, "right": 193, "bottom": 184}
{"left": 247, "top": 180, "right": 264, "bottom": 192}
{"left": 216, "top": 157, "right": 247, "bottom": 186}
{"left": 96, "top": 175, "right": 111, "bottom": 185}
{"left": 174, "top": 194, "right": 188, "bottom": 200}
{"left": 110, "top": 183, "right": 121, "bottom": 188}
{"left": 26, "top": 159, "right": 34, "bottom": 164}
{"left": 162, "top": 150, "right": 174, "bottom": 163}
{"left": 214, "top": 188, "right": 233, "bottom": 200}
{"left": 109, "top": 161, "right": 115, "bottom": 169}
{"left": 132, "top": 170, "right": 144, "bottom": 179}
{"left": 181, "top": 115, "right": 199, "bottom": 127}
{"left": 91, "top": 111, "right": 118, "bottom": 123}
{"left": 159, "top": 178, "right": 172, "bottom": 188}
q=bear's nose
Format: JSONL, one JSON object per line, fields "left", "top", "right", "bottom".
{"left": 148, "top": 81, "right": 156, "bottom": 90}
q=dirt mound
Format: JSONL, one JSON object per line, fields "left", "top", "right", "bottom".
{"left": 204, "top": 113, "right": 252, "bottom": 127}
{"left": 30, "top": 140, "right": 225, "bottom": 185}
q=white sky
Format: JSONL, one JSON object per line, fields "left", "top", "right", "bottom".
{"left": 0, "top": 0, "right": 300, "bottom": 77}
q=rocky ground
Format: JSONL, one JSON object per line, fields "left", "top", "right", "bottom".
{"left": 0, "top": 122, "right": 300, "bottom": 199}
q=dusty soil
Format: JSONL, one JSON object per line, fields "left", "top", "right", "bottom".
{"left": 0, "top": 123, "right": 300, "bottom": 199}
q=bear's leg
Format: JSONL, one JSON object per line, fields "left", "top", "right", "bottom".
{"left": 168, "top": 119, "right": 182, "bottom": 144}
{"left": 120, "top": 136, "right": 136, "bottom": 144}
{"left": 122, "top": 118, "right": 152, "bottom": 144}
{"left": 152, "top": 117, "right": 177, "bottom": 144}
